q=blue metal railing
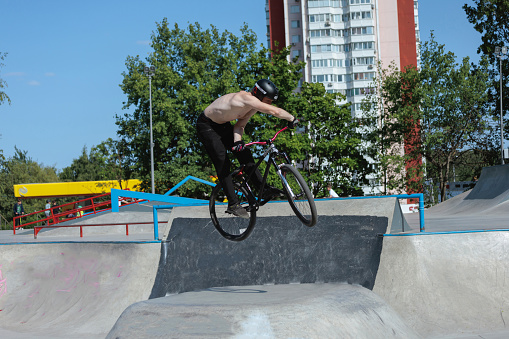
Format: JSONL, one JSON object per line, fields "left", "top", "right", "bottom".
{"left": 320, "top": 193, "right": 425, "bottom": 232}
{"left": 110, "top": 176, "right": 216, "bottom": 240}
{"left": 111, "top": 177, "right": 425, "bottom": 239}
{"left": 164, "top": 175, "right": 216, "bottom": 196}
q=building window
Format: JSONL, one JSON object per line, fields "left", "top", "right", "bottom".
{"left": 309, "top": 14, "right": 331, "bottom": 23}
{"left": 308, "top": 0, "right": 346, "bottom": 8}
{"left": 311, "top": 59, "right": 344, "bottom": 68}
{"left": 292, "top": 35, "right": 301, "bottom": 43}
{"left": 291, "top": 20, "right": 300, "bottom": 28}
{"left": 350, "top": 11, "right": 372, "bottom": 20}
{"left": 312, "top": 74, "right": 344, "bottom": 83}
{"left": 290, "top": 5, "right": 300, "bottom": 13}
{"left": 312, "top": 59, "right": 326, "bottom": 67}
{"left": 292, "top": 50, "right": 301, "bottom": 58}
{"left": 353, "top": 72, "right": 375, "bottom": 80}
{"left": 311, "top": 43, "right": 356, "bottom": 53}
{"left": 350, "top": 0, "right": 371, "bottom": 4}
{"left": 352, "top": 41, "right": 374, "bottom": 50}
{"left": 350, "top": 27, "right": 374, "bottom": 35}
{"left": 346, "top": 87, "right": 374, "bottom": 97}
{"left": 309, "top": 28, "right": 351, "bottom": 37}
{"left": 353, "top": 57, "right": 375, "bottom": 65}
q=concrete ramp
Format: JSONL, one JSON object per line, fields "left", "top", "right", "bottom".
{"left": 108, "top": 200, "right": 404, "bottom": 338}
{"left": 464, "top": 164, "right": 509, "bottom": 200}
{"left": 107, "top": 283, "right": 419, "bottom": 339}
{"left": 0, "top": 242, "right": 160, "bottom": 338}
{"left": 0, "top": 196, "right": 442, "bottom": 338}
{"left": 374, "top": 232, "right": 509, "bottom": 338}
{"left": 428, "top": 164, "right": 509, "bottom": 216}
{"left": 149, "top": 202, "right": 388, "bottom": 297}
{"left": 403, "top": 164, "right": 509, "bottom": 232}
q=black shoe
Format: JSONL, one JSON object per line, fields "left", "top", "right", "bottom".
{"left": 226, "top": 203, "right": 249, "bottom": 219}
{"left": 262, "top": 186, "right": 285, "bottom": 201}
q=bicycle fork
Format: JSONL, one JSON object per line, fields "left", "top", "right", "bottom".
{"left": 274, "top": 163, "right": 295, "bottom": 199}
{"left": 268, "top": 150, "right": 297, "bottom": 200}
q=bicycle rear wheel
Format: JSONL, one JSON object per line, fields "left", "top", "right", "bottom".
{"left": 209, "top": 182, "right": 257, "bottom": 241}
{"left": 280, "top": 164, "right": 317, "bottom": 227}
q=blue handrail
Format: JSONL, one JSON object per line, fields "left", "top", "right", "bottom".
{"left": 110, "top": 176, "right": 216, "bottom": 240}
{"left": 321, "top": 193, "right": 425, "bottom": 232}
{"left": 111, "top": 176, "right": 426, "bottom": 239}
{"left": 164, "top": 175, "right": 216, "bottom": 196}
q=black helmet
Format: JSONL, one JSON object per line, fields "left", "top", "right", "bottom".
{"left": 251, "top": 79, "right": 279, "bottom": 102}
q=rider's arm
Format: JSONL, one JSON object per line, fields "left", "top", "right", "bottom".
{"left": 233, "top": 111, "right": 256, "bottom": 143}
{"left": 243, "top": 94, "right": 295, "bottom": 122}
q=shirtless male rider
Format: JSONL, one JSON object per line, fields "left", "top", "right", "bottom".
{"left": 196, "top": 79, "right": 297, "bottom": 218}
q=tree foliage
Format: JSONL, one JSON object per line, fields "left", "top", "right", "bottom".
{"left": 363, "top": 62, "right": 423, "bottom": 195}
{"left": 118, "top": 20, "right": 373, "bottom": 198}
{"left": 117, "top": 20, "right": 264, "bottom": 195}
{"left": 421, "top": 34, "right": 492, "bottom": 201}
{"left": 0, "top": 52, "right": 10, "bottom": 106}
{"left": 464, "top": 0, "right": 509, "bottom": 61}
{"left": 0, "top": 148, "right": 59, "bottom": 228}
{"left": 60, "top": 140, "right": 132, "bottom": 186}
{"left": 464, "top": 0, "right": 509, "bottom": 138}
{"left": 293, "top": 83, "right": 369, "bottom": 196}
{"left": 363, "top": 33, "right": 492, "bottom": 202}
{"left": 60, "top": 146, "right": 101, "bottom": 182}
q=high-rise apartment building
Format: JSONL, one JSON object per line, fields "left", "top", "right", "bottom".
{"left": 265, "top": 0, "right": 420, "bottom": 195}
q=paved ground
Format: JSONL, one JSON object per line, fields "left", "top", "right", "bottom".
{"left": 2, "top": 165, "right": 509, "bottom": 338}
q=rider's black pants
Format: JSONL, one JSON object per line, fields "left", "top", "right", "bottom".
{"left": 196, "top": 112, "right": 263, "bottom": 206}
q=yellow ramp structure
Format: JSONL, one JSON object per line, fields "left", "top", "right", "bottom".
{"left": 14, "top": 179, "right": 142, "bottom": 198}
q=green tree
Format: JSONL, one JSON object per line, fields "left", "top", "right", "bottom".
{"left": 0, "top": 52, "right": 10, "bottom": 106}
{"left": 60, "top": 146, "right": 98, "bottom": 181}
{"left": 464, "top": 0, "right": 509, "bottom": 61}
{"left": 421, "top": 34, "right": 492, "bottom": 202}
{"left": 118, "top": 19, "right": 374, "bottom": 198}
{"left": 230, "top": 45, "right": 371, "bottom": 197}
{"left": 60, "top": 141, "right": 135, "bottom": 188}
{"left": 118, "top": 20, "right": 263, "bottom": 195}
{"left": 464, "top": 1, "right": 509, "bottom": 139}
{"left": 0, "top": 148, "right": 59, "bottom": 229}
{"left": 363, "top": 33, "right": 492, "bottom": 203}
{"left": 363, "top": 62, "right": 423, "bottom": 195}
{"left": 90, "top": 138, "right": 135, "bottom": 188}
{"left": 293, "top": 82, "right": 369, "bottom": 197}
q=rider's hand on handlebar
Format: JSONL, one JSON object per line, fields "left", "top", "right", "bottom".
{"left": 232, "top": 140, "right": 246, "bottom": 153}
{"left": 288, "top": 117, "right": 299, "bottom": 129}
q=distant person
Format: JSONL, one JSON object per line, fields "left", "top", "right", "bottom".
{"left": 52, "top": 200, "right": 61, "bottom": 223}
{"left": 469, "top": 176, "right": 479, "bottom": 189}
{"left": 44, "top": 199, "right": 51, "bottom": 225}
{"left": 327, "top": 184, "right": 339, "bottom": 198}
{"left": 13, "top": 199, "right": 25, "bottom": 228}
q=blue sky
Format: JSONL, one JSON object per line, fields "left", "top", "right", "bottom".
{"left": 1, "top": 0, "right": 482, "bottom": 171}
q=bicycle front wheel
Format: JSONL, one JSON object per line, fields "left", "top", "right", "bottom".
{"left": 209, "top": 182, "right": 257, "bottom": 241}
{"left": 280, "top": 164, "right": 317, "bottom": 227}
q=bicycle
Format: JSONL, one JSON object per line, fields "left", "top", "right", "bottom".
{"left": 209, "top": 125, "right": 318, "bottom": 241}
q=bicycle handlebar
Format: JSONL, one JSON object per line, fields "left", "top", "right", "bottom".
{"left": 244, "top": 126, "right": 289, "bottom": 147}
